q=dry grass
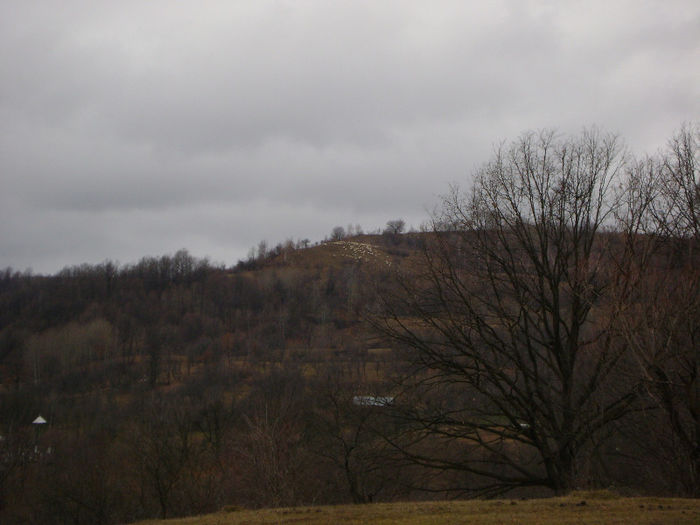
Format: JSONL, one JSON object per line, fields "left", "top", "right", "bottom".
{"left": 129, "top": 491, "right": 700, "bottom": 524}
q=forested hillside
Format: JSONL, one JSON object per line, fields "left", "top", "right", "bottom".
{"left": 0, "top": 233, "right": 425, "bottom": 523}
{"left": 1, "top": 126, "right": 698, "bottom": 525}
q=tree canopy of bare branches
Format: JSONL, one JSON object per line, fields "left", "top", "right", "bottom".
{"left": 375, "top": 129, "right": 648, "bottom": 495}
{"left": 622, "top": 123, "right": 700, "bottom": 495}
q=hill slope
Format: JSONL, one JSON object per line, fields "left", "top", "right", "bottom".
{"left": 131, "top": 493, "right": 700, "bottom": 525}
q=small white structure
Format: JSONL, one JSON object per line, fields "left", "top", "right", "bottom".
{"left": 32, "top": 415, "right": 47, "bottom": 425}
{"left": 353, "top": 396, "right": 394, "bottom": 407}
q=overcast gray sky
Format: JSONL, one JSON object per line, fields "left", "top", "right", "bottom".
{"left": 1, "top": 1, "right": 698, "bottom": 274}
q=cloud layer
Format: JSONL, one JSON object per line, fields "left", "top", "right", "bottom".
{"left": 2, "top": 1, "right": 698, "bottom": 273}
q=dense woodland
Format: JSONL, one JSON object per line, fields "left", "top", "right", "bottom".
{"left": 0, "top": 233, "right": 424, "bottom": 523}
{"left": 0, "top": 125, "right": 698, "bottom": 524}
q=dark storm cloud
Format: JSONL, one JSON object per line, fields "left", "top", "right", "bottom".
{"left": 1, "top": 1, "right": 698, "bottom": 273}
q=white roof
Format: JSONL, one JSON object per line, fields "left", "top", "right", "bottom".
{"left": 353, "top": 396, "right": 394, "bottom": 407}
{"left": 32, "top": 415, "right": 47, "bottom": 424}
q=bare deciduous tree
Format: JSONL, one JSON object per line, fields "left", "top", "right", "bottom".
{"left": 623, "top": 123, "right": 700, "bottom": 495}
{"left": 374, "top": 129, "right": 646, "bottom": 495}
{"left": 310, "top": 369, "right": 404, "bottom": 503}
{"left": 384, "top": 219, "right": 406, "bottom": 236}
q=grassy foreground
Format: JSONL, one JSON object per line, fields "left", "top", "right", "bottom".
{"left": 131, "top": 491, "right": 700, "bottom": 524}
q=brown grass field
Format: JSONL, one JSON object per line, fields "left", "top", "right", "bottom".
{"left": 130, "top": 491, "right": 700, "bottom": 524}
